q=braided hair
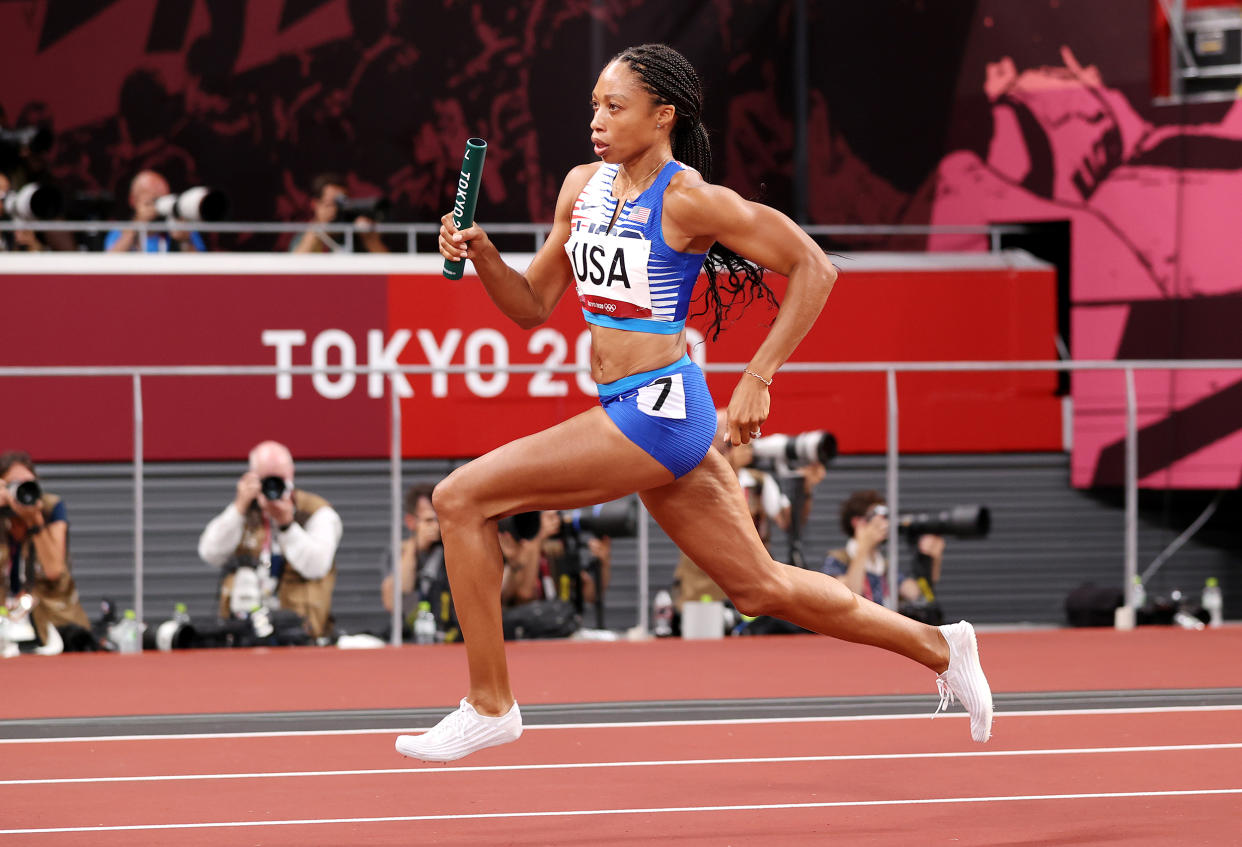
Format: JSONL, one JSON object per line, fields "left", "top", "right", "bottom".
{"left": 612, "top": 43, "right": 778, "bottom": 341}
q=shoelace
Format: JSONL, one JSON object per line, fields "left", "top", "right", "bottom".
{"left": 934, "top": 676, "right": 956, "bottom": 717}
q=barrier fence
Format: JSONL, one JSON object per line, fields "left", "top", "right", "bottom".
{"left": 3, "top": 357, "right": 1239, "bottom": 644}
{"left": 0, "top": 220, "right": 1027, "bottom": 253}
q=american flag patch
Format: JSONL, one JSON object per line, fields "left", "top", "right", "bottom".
{"left": 627, "top": 206, "right": 651, "bottom": 224}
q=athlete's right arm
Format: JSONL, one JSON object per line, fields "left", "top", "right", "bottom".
{"left": 438, "top": 164, "right": 598, "bottom": 329}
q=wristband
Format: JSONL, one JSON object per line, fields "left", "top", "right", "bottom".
{"left": 744, "top": 369, "right": 773, "bottom": 387}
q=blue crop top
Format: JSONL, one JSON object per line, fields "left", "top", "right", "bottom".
{"left": 563, "top": 161, "right": 707, "bottom": 335}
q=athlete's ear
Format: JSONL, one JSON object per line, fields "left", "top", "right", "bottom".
{"left": 655, "top": 103, "right": 675, "bottom": 129}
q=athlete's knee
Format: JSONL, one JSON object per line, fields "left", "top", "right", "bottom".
{"left": 431, "top": 470, "right": 476, "bottom": 524}
{"left": 727, "top": 566, "right": 793, "bottom": 618}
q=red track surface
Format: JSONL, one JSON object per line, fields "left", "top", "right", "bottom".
{"left": 4, "top": 627, "right": 1242, "bottom": 720}
{"left": 2, "top": 627, "right": 1240, "bottom": 845}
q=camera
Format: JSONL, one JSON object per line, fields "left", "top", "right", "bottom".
{"left": 498, "top": 498, "right": 638, "bottom": 542}
{"left": 7, "top": 479, "right": 42, "bottom": 506}
{"left": 333, "top": 194, "right": 389, "bottom": 223}
{"left": 154, "top": 186, "right": 229, "bottom": 222}
{"left": 1, "top": 182, "right": 64, "bottom": 221}
{"left": 871, "top": 504, "right": 990, "bottom": 540}
{"left": 0, "top": 124, "right": 54, "bottom": 155}
{"left": 260, "top": 476, "right": 290, "bottom": 502}
{"left": 750, "top": 430, "right": 838, "bottom": 475}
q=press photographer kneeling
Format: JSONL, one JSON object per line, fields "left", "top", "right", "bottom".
{"left": 197, "top": 441, "right": 342, "bottom": 642}
{"left": 822, "top": 490, "right": 990, "bottom": 625}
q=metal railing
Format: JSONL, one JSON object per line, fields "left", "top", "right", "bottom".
{"left": 0, "top": 220, "right": 1027, "bottom": 253}
{"left": 5, "top": 357, "right": 1239, "bottom": 642}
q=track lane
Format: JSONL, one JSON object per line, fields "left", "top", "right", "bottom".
{"left": 4, "top": 738, "right": 1239, "bottom": 831}
{"left": 3, "top": 708, "right": 1241, "bottom": 781}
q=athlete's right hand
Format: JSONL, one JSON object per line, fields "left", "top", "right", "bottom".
{"left": 439, "top": 212, "right": 489, "bottom": 262}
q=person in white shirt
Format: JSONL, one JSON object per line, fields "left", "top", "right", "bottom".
{"left": 197, "top": 440, "right": 343, "bottom": 639}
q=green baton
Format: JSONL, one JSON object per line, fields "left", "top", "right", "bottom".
{"left": 442, "top": 137, "right": 488, "bottom": 280}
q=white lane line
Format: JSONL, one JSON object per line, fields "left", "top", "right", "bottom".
{"left": 2, "top": 788, "right": 1241, "bottom": 835}
{"left": 2, "top": 742, "right": 1240, "bottom": 786}
{"left": 1, "top": 704, "right": 1239, "bottom": 745}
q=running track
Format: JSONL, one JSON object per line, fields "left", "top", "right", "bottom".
{"left": 2, "top": 627, "right": 1240, "bottom": 845}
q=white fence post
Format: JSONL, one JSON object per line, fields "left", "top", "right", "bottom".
{"left": 390, "top": 387, "right": 404, "bottom": 646}
{"left": 885, "top": 368, "right": 900, "bottom": 610}
{"left": 132, "top": 374, "right": 145, "bottom": 626}
{"left": 1124, "top": 367, "right": 1139, "bottom": 606}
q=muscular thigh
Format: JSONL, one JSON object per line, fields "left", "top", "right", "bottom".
{"left": 441, "top": 406, "right": 674, "bottom": 519}
{"left": 640, "top": 448, "right": 780, "bottom": 597}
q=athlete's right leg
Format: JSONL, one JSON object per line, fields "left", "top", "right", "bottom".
{"left": 430, "top": 406, "right": 674, "bottom": 716}
{"left": 640, "top": 448, "right": 993, "bottom": 741}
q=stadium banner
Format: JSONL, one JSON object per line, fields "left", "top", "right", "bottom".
{"left": 3, "top": 253, "right": 1057, "bottom": 463}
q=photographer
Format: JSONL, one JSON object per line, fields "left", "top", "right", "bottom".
{"left": 500, "top": 510, "right": 612, "bottom": 610}
{"left": 381, "top": 483, "right": 454, "bottom": 640}
{"left": 104, "top": 170, "right": 205, "bottom": 253}
{"left": 0, "top": 451, "right": 92, "bottom": 646}
{"left": 821, "top": 490, "right": 945, "bottom": 612}
{"left": 197, "top": 441, "right": 342, "bottom": 640}
{"left": 290, "top": 172, "right": 388, "bottom": 254}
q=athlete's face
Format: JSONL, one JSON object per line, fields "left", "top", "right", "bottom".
{"left": 589, "top": 62, "right": 674, "bottom": 164}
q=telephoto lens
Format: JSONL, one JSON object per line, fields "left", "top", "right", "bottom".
{"left": 153, "top": 187, "right": 230, "bottom": 222}
{"left": 8, "top": 480, "right": 42, "bottom": 506}
{"left": 260, "top": 476, "right": 288, "bottom": 501}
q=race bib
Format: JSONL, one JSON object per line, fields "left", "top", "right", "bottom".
{"left": 566, "top": 229, "right": 652, "bottom": 319}
{"left": 636, "top": 373, "right": 686, "bottom": 419}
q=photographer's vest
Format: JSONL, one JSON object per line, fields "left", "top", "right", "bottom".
{"left": 217, "top": 489, "right": 337, "bottom": 638}
{"left": 0, "top": 493, "right": 91, "bottom": 633}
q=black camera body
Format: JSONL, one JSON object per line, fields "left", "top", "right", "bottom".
{"left": 0, "top": 124, "right": 53, "bottom": 155}
{"left": 498, "top": 498, "right": 637, "bottom": 545}
{"left": 334, "top": 195, "right": 389, "bottom": 223}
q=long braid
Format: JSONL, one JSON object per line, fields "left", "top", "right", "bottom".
{"left": 613, "top": 44, "right": 778, "bottom": 341}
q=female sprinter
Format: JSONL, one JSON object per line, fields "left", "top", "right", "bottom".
{"left": 397, "top": 44, "right": 991, "bottom": 762}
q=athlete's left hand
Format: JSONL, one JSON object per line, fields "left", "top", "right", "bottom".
{"left": 724, "top": 375, "right": 770, "bottom": 446}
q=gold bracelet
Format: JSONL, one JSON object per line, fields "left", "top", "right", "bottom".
{"left": 744, "top": 369, "right": 772, "bottom": 387}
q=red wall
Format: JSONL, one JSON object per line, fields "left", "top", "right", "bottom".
{"left": 4, "top": 260, "right": 1058, "bottom": 462}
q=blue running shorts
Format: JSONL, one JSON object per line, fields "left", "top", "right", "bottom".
{"left": 597, "top": 354, "right": 717, "bottom": 479}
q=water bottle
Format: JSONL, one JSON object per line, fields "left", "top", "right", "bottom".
{"left": 652, "top": 589, "right": 674, "bottom": 638}
{"left": 414, "top": 601, "right": 437, "bottom": 645}
{"left": 1202, "top": 578, "right": 1223, "bottom": 628}
{"left": 0, "top": 607, "right": 16, "bottom": 659}
{"left": 173, "top": 602, "right": 191, "bottom": 625}
{"left": 1132, "top": 576, "right": 1146, "bottom": 609}
{"left": 112, "top": 609, "right": 142, "bottom": 654}
{"left": 251, "top": 606, "right": 274, "bottom": 639}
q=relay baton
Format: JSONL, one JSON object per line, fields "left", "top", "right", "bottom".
{"left": 442, "top": 137, "right": 488, "bottom": 280}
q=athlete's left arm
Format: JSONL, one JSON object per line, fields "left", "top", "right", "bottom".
{"left": 665, "top": 182, "right": 837, "bottom": 445}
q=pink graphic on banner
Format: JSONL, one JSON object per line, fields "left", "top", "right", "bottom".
{"left": 927, "top": 46, "right": 1242, "bottom": 489}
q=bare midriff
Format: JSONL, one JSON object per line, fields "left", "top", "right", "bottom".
{"left": 588, "top": 322, "right": 688, "bottom": 385}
